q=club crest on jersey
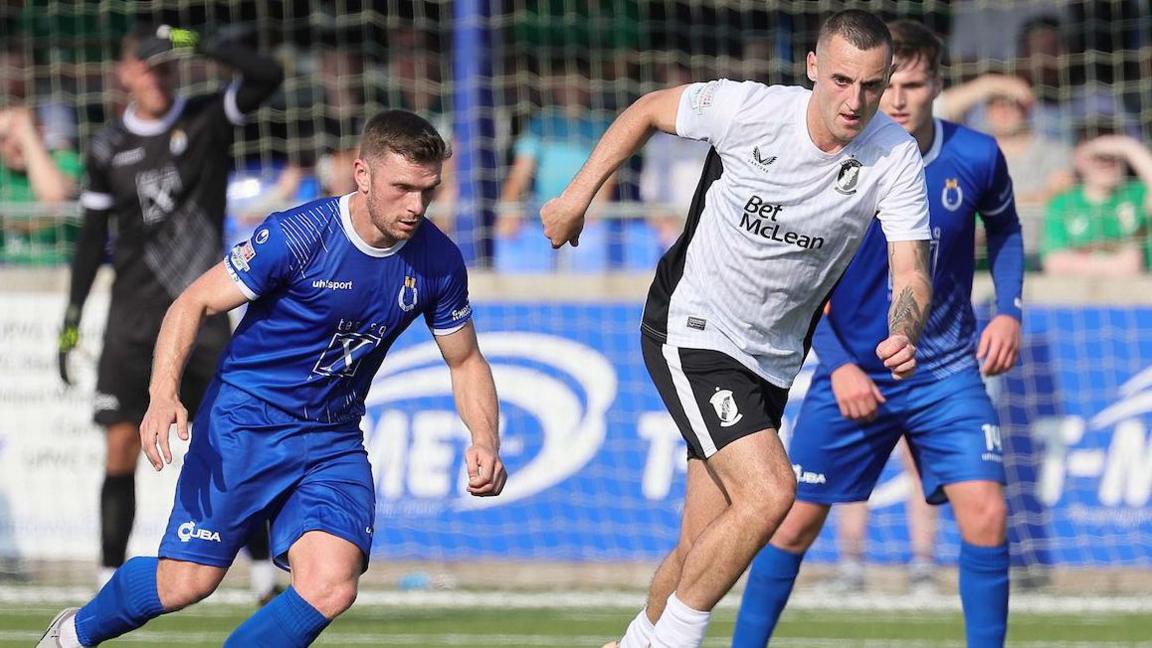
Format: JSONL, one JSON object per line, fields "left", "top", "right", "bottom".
{"left": 398, "top": 276, "right": 418, "bottom": 312}
{"left": 942, "top": 178, "right": 964, "bottom": 211}
{"left": 834, "top": 158, "right": 862, "bottom": 195}
{"left": 169, "top": 129, "right": 188, "bottom": 155}
{"left": 710, "top": 388, "right": 743, "bottom": 428}
{"left": 255, "top": 228, "right": 270, "bottom": 244}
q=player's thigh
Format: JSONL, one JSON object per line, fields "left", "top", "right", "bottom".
{"left": 903, "top": 370, "right": 1005, "bottom": 505}
{"left": 105, "top": 422, "right": 141, "bottom": 474}
{"left": 270, "top": 431, "right": 375, "bottom": 572}
{"left": 788, "top": 375, "right": 904, "bottom": 505}
{"left": 641, "top": 334, "right": 786, "bottom": 462}
{"left": 159, "top": 382, "right": 302, "bottom": 568}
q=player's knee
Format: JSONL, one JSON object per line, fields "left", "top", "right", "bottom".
{"left": 771, "top": 505, "right": 827, "bottom": 553}
{"left": 959, "top": 493, "right": 1008, "bottom": 545}
{"left": 296, "top": 577, "right": 358, "bottom": 618}
{"left": 735, "top": 481, "right": 796, "bottom": 545}
{"left": 156, "top": 562, "right": 224, "bottom": 611}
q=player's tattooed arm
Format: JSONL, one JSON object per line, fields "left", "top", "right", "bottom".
{"left": 887, "top": 240, "right": 933, "bottom": 344}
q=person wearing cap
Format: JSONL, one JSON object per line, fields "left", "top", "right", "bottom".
{"left": 54, "top": 22, "right": 283, "bottom": 600}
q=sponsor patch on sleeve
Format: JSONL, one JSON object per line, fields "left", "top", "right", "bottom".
{"left": 229, "top": 240, "right": 256, "bottom": 272}
{"left": 689, "top": 81, "right": 717, "bottom": 115}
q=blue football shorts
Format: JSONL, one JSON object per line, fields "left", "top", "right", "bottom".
{"left": 158, "top": 380, "right": 375, "bottom": 571}
{"left": 788, "top": 367, "right": 1005, "bottom": 505}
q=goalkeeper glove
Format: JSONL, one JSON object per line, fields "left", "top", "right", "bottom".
{"left": 58, "top": 305, "right": 80, "bottom": 386}
{"left": 137, "top": 25, "right": 201, "bottom": 66}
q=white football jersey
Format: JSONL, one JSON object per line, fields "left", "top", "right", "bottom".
{"left": 641, "top": 80, "right": 931, "bottom": 388}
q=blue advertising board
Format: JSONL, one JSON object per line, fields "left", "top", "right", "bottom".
{"left": 364, "top": 304, "right": 1152, "bottom": 566}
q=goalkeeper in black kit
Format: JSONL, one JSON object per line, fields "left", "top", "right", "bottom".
{"left": 55, "top": 22, "right": 284, "bottom": 601}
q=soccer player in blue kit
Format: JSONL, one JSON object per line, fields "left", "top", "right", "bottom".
{"left": 732, "top": 22, "right": 1023, "bottom": 648}
{"left": 38, "top": 110, "right": 507, "bottom": 647}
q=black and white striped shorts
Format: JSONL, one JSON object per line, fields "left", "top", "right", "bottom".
{"left": 641, "top": 333, "right": 789, "bottom": 460}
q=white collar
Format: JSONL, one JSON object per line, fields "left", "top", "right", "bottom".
{"left": 922, "top": 119, "right": 944, "bottom": 166}
{"left": 339, "top": 193, "right": 407, "bottom": 258}
{"left": 123, "top": 96, "right": 187, "bottom": 136}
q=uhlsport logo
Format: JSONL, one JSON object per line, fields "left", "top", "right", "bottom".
{"left": 363, "top": 332, "right": 617, "bottom": 512}
{"left": 177, "top": 521, "right": 221, "bottom": 543}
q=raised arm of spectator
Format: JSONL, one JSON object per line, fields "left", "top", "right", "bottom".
{"left": 0, "top": 107, "right": 76, "bottom": 203}
{"left": 938, "top": 74, "right": 1033, "bottom": 122}
{"left": 1088, "top": 136, "right": 1152, "bottom": 210}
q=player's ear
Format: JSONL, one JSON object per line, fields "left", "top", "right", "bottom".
{"left": 806, "top": 51, "right": 818, "bottom": 84}
{"left": 353, "top": 158, "right": 371, "bottom": 194}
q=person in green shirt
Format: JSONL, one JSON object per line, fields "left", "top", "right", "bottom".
{"left": 1042, "top": 133, "right": 1152, "bottom": 276}
{"left": 0, "top": 105, "right": 82, "bottom": 264}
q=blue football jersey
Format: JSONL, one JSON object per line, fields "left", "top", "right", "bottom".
{"left": 813, "top": 119, "right": 1022, "bottom": 382}
{"left": 220, "top": 194, "right": 473, "bottom": 423}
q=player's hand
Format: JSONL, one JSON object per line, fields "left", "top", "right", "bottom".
{"left": 137, "top": 25, "right": 200, "bottom": 65}
{"left": 876, "top": 334, "right": 917, "bottom": 380}
{"left": 977, "top": 314, "right": 1020, "bottom": 376}
{"left": 57, "top": 306, "right": 80, "bottom": 386}
{"left": 540, "top": 192, "right": 590, "bottom": 249}
{"left": 465, "top": 442, "right": 507, "bottom": 497}
{"left": 830, "top": 363, "right": 886, "bottom": 422}
{"left": 139, "top": 394, "right": 189, "bottom": 472}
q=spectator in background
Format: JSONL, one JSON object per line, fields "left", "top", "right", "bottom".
{"left": 639, "top": 61, "right": 709, "bottom": 250}
{"left": 982, "top": 93, "right": 1073, "bottom": 209}
{"left": 1042, "top": 132, "right": 1152, "bottom": 276}
{"left": 0, "top": 105, "right": 81, "bottom": 264}
{"left": 497, "top": 65, "right": 615, "bottom": 271}
{"left": 940, "top": 16, "right": 1138, "bottom": 145}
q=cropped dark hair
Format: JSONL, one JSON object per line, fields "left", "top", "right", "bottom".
{"left": 818, "top": 9, "right": 892, "bottom": 54}
{"left": 888, "top": 20, "right": 944, "bottom": 77}
{"left": 360, "top": 110, "right": 451, "bottom": 164}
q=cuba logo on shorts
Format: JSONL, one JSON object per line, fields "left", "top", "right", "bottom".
{"left": 177, "top": 521, "right": 222, "bottom": 543}
{"left": 710, "top": 387, "right": 743, "bottom": 428}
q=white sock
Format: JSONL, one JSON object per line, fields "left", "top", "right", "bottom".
{"left": 59, "top": 613, "right": 84, "bottom": 648}
{"left": 250, "top": 560, "right": 277, "bottom": 597}
{"left": 651, "top": 593, "right": 710, "bottom": 648}
{"left": 619, "top": 607, "right": 657, "bottom": 648}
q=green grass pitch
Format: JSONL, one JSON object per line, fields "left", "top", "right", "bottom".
{"left": 5, "top": 604, "right": 1152, "bottom": 647}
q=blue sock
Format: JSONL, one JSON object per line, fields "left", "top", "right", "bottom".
{"left": 224, "top": 585, "right": 330, "bottom": 647}
{"left": 731, "top": 544, "right": 804, "bottom": 648}
{"left": 74, "top": 556, "right": 165, "bottom": 645}
{"left": 959, "top": 541, "right": 1010, "bottom": 648}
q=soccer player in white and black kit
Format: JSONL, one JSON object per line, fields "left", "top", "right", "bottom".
{"left": 56, "top": 23, "right": 283, "bottom": 594}
{"left": 542, "top": 11, "right": 934, "bottom": 648}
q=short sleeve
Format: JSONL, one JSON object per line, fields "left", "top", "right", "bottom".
{"left": 675, "top": 80, "right": 752, "bottom": 149}
{"left": 224, "top": 214, "right": 296, "bottom": 300}
{"left": 876, "top": 140, "right": 931, "bottom": 241}
{"left": 977, "top": 146, "right": 1016, "bottom": 218}
{"left": 426, "top": 248, "right": 473, "bottom": 336}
